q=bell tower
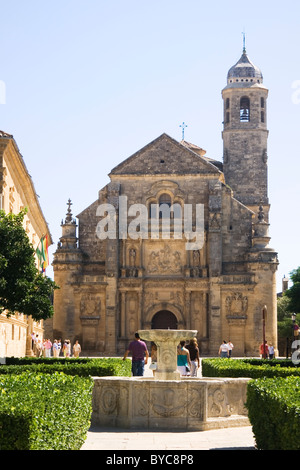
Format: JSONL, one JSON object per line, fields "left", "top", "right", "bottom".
{"left": 222, "top": 45, "right": 269, "bottom": 220}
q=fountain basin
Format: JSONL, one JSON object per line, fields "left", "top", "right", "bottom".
{"left": 91, "top": 376, "right": 250, "bottom": 431}
{"left": 91, "top": 330, "right": 250, "bottom": 432}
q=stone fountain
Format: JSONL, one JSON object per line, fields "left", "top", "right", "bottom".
{"left": 91, "top": 329, "right": 251, "bottom": 431}
{"left": 138, "top": 329, "right": 197, "bottom": 380}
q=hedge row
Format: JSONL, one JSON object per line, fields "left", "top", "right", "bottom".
{"left": 202, "top": 358, "right": 300, "bottom": 379}
{"left": 246, "top": 376, "right": 300, "bottom": 450}
{"left": 0, "top": 357, "right": 132, "bottom": 377}
{"left": 0, "top": 372, "right": 94, "bottom": 450}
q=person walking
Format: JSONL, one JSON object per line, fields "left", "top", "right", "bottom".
{"left": 44, "top": 339, "right": 52, "bottom": 358}
{"left": 53, "top": 340, "right": 60, "bottom": 358}
{"left": 57, "top": 339, "right": 62, "bottom": 357}
{"left": 63, "top": 339, "right": 71, "bottom": 357}
{"left": 35, "top": 338, "right": 42, "bottom": 357}
{"left": 227, "top": 340, "right": 234, "bottom": 358}
{"left": 73, "top": 340, "right": 81, "bottom": 358}
{"left": 122, "top": 332, "right": 149, "bottom": 376}
{"left": 268, "top": 343, "right": 275, "bottom": 359}
{"left": 260, "top": 341, "right": 269, "bottom": 359}
{"left": 177, "top": 341, "right": 191, "bottom": 376}
{"left": 186, "top": 338, "right": 200, "bottom": 377}
{"left": 219, "top": 340, "right": 229, "bottom": 358}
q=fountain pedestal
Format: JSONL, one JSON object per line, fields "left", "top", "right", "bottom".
{"left": 138, "top": 329, "right": 197, "bottom": 380}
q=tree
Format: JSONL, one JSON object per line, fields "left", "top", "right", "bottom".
{"left": 0, "top": 209, "right": 58, "bottom": 321}
{"left": 284, "top": 267, "right": 300, "bottom": 314}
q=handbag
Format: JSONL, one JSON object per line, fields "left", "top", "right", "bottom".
{"left": 185, "top": 365, "right": 190, "bottom": 372}
{"left": 149, "top": 362, "right": 157, "bottom": 370}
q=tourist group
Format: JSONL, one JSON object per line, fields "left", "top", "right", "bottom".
{"left": 31, "top": 333, "right": 82, "bottom": 358}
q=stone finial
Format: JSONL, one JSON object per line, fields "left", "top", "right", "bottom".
{"left": 65, "top": 199, "right": 73, "bottom": 224}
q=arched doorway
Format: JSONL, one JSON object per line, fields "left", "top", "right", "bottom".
{"left": 151, "top": 310, "right": 178, "bottom": 330}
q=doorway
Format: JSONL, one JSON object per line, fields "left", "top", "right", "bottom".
{"left": 151, "top": 310, "right": 178, "bottom": 329}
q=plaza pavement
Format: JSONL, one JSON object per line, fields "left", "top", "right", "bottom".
{"left": 81, "top": 360, "right": 256, "bottom": 451}
{"left": 81, "top": 426, "right": 256, "bottom": 451}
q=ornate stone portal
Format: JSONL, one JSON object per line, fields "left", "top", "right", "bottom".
{"left": 91, "top": 329, "right": 250, "bottom": 431}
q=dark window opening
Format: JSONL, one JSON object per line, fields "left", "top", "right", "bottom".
{"left": 159, "top": 193, "right": 172, "bottom": 219}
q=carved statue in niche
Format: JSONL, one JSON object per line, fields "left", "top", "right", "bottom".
{"left": 128, "top": 248, "right": 138, "bottom": 277}
{"left": 191, "top": 250, "right": 201, "bottom": 277}
{"left": 225, "top": 293, "right": 248, "bottom": 316}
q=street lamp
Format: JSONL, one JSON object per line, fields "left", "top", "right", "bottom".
{"left": 262, "top": 306, "right": 267, "bottom": 359}
{"left": 292, "top": 313, "right": 297, "bottom": 355}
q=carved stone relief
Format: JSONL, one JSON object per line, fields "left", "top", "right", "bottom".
{"left": 151, "top": 388, "right": 187, "bottom": 418}
{"left": 188, "top": 387, "right": 204, "bottom": 419}
{"left": 225, "top": 292, "right": 248, "bottom": 316}
{"left": 147, "top": 244, "right": 182, "bottom": 275}
{"left": 144, "top": 290, "right": 184, "bottom": 311}
{"left": 80, "top": 294, "right": 101, "bottom": 316}
{"left": 209, "top": 213, "right": 221, "bottom": 231}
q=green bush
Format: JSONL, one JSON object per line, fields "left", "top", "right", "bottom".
{"left": 0, "top": 372, "right": 93, "bottom": 450}
{"left": 246, "top": 377, "right": 300, "bottom": 450}
{"left": 202, "top": 358, "right": 300, "bottom": 379}
{"left": 0, "top": 357, "right": 131, "bottom": 377}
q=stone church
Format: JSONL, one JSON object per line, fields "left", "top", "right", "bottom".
{"left": 52, "top": 48, "right": 279, "bottom": 356}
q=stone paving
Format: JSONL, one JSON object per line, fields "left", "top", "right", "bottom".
{"left": 81, "top": 425, "right": 256, "bottom": 451}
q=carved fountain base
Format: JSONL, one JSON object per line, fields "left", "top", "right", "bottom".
{"left": 91, "top": 330, "right": 250, "bottom": 431}
{"left": 91, "top": 376, "right": 250, "bottom": 431}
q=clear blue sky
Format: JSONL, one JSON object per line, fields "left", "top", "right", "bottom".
{"left": 1, "top": 0, "right": 299, "bottom": 291}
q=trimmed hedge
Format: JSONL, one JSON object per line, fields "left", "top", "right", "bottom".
{"left": 0, "top": 357, "right": 132, "bottom": 377}
{"left": 202, "top": 358, "right": 300, "bottom": 379}
{"left": 0, "top": 372, "right": 93, "bottom": 450}
{"left": 246, "top": 377, "right": 300, "bottom": 450}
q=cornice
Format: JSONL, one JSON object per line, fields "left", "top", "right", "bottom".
{"left": 0, "top": 136, "right": 53, "bottom": 244}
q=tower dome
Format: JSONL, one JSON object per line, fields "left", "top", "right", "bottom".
{"left": 227, "top": 48, "right": 263, "bottom": 86}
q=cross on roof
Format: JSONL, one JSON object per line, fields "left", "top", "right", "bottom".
{"left": 179, "top": 122, "right": 188, "bottom": 141}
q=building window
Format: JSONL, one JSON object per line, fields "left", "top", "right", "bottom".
{"left": 240, "top": 96, "right": 250, "bottom": 122}
{"left": 159, "top": 194, "right": 172, "bottom": 219}
{"left": 261, "top": 111, "right": 265, "bottom": 123}
{"left": 226, "top": 98, "right": 230, "bottom": 109}
{"left": 261, "top": 97, "right": 265, "bottom": 108}
{"left": 226, "top": 112, "right": 230, "bottom": 124}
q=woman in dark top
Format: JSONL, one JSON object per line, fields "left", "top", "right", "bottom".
{"left": 186, "top": 338, "right": 200, "bottom": 377}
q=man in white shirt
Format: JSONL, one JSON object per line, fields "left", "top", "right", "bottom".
{"left": 219, "top": 341, "right": 229, "bottom": 358}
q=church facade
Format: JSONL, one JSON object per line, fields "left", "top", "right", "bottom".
{"left": 52, "top": 49, "right": 278, "bottom": 356}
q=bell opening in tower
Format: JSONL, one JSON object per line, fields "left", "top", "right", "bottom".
{"left": 240, "top": 96, "right": 250, "bottom": 122}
